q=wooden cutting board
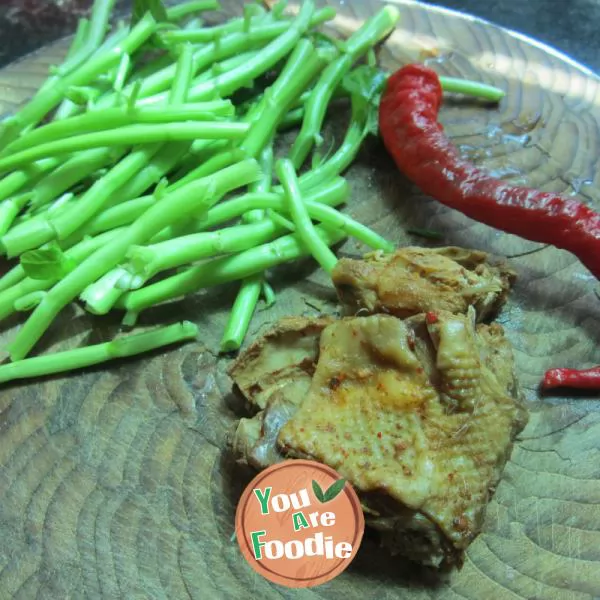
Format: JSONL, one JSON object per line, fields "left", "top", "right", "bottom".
{"left": 0, "top": 1, "right": 599, "bottom": 598}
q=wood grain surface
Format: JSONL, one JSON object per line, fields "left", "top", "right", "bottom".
{"left": 1, "top": 1, "right": 600, "bottom": 598}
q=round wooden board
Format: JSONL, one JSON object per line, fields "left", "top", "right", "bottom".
{"left": 1, "top": 1, "right": 600, "bottom": 598}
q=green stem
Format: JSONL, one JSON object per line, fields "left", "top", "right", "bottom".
{"left": 2, "top": 144, "right": 165, "bottom": 256}
{"left": 241, "top": 38, "right": 330, "bottom": 159}
{"left": 0, "top": 265, "right": 26, "bottom": 294}
{"left": 277, "top": 159, "right": 338, "bottom": 273}
{"left": 295, "top": 120, "right": 364, "bottom": 191}
{"left": 6, "top": 159, "right": 260, "bottom": 360}
{"left": 261, "top": 281, "right": 276, "bottom": 307}
{"left": 9, "top": 102, "right": 234, "bottom": 154}
{"left": 220, "top": 276, "right": 262, "bottom": 352}
{"left": 196, "top": 177, "right": 349, "bottom": 231}
{"left": 439, "top": 76, "right": 505, "bottom": 101}
{"left": 113, "top": 53, "right": 131, "bottom": 93}
{"left": 0, "top": 13, "right": 157, "bottom": 150}
{"left": 143, "top": 1, "right": 321, "bottom": 106}
{"left": 0, "top": 158, "right": 61, "bottom": 203}
{"left": 169, "top": 44, "right": 196, "bottom": 103}
{"left": 279, "top": 106, "right": 305, "bottom": 131}
{"left": 166, "top": 0, "right": 221, "bottom": 21}
{"left": 128, "top": 219, "right": 286, "bottom": 279}
{"left": 120, "top": 225, "right": 346, "bottom": 314}
{"left": 0, "top": 229, "right": 123, "bottom": 321}
{"left": 108, "top": 143, "right": 190, "bottom": 205}
{"left": 169, "top": 147, "right": 247, "bottom": 191}
{"left": 29, "top": 147, "right": 124, "bottom": 211}
{"left": 290, "top": 6, "right": 399, "bottom": 169}
{"left": 0, "top": 322, "right": 198, "bottom": 385}
{"left": 83, "top": 195, "right": 156, "bottom": 236}
{"left": 0, "top": 121, "right": 248, "bottom": 171}
{"left": 162, "top": 8, "right": 269, "bottom": 44}
{"left": 245, "top": 143, "right": 274, "bottom": 222}
{"left": 102, "top": 21, "right": 284, "bottom": 109}
{"left": 56, "top": 0, "right": 117, "bottom": 77}
{"left": 0, "top": 193, "right": 32, "bottom": 236}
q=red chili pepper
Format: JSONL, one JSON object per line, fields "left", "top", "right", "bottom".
{"left": 379, "top": 64, "right": 600, "bottom": 391}
{"left": 378, "top": 64, "right": 600, "bottom": 280}
{"left": 425, "top": 311, "right": 438, "bottom": 325}
{"left": 542, "top": 366, "right": 600, "bottom": 390}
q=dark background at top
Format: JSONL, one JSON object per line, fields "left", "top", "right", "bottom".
{"left": 0, "top": 0, "right": 598, "bottom": 73}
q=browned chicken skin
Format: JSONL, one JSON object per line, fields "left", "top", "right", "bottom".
{"left": 228, "top": 248, "right": 527, "bottom": 568}
{"left": 332, "top": 247, "right": 515, "bottom": 321}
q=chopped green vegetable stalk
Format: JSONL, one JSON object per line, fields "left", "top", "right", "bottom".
{"left": 113, "top": 53, "right": 132, "bottom": 93}
{"left": 50, "top": 17, "right": 91, "bottom": 121}
{"left": 144, "top": 0, "right": 320, "bottom": 106}
{"left": 2, "top": 144, "right": 165, "bottom": 256}
{"left": 249, "top": 144, "right": 274, "bottom": 196}
{"left": 279, "top": 106, "right": 305, "bottom": 131}
{"left": 83, "top": 217, "right": 287, "bottom": 315}
{"left": 57, "top": 0, "right": 117, "bottom": 78}
{"left": 170, "top": 147, "right": 247, "bottom": 191}
{"left": 80, "top": 267, "right": 134, "bottom": 315}
{"left": 107, "top": 143, "right": 187, "bottom": 205}
{"left": 0, "top": 158, "right": 61, "bottom": 203}
{"left": 204, "top": 186, "right": 393, "bottom": 253}
{"left": 162, "top": 7, "right": 270, "bottom": 44}
{"left": 277, "top": 159, "right": 338, "bottom": 273}
{"left": 196, "top": 177, "right": 349, "bottom": 232}
{"left": 119, "top": 225, "right": 346, "bottom": 314}
{"left": 169, "top": 44, "right": 196, "bottom": 104}
{"left": 0, "top": 13, "right": 158, "bottom": 150}
{"left": 261, "top": 280, "right": 276, "bottom": 307}
{"left": 106, "top": 52, "right": 199, "bottom": 206}
{"left": 241, "top": 38, "right": 333, "bottom": 159}
{"left": 244, "top": 143, "right": 274, "bottom": 223}
{"left": 0, "top": 321, "right": 198, "bottom": 385}
{"left": 108, "top": 17, "right": 305, "bottom": 108}
{"left": 29, "top": 147, "right": 124, "bottom": 212}
{"left": 129, "top": 218, "right": 286, "bottom": 279}
{"left": 0, "top": 229, "right": 123, "bottom": 321}
{"left": 14, "top": 291, "right": 47, "bottom": 312}
{"left": 266, "top": 208, "right": 295, "bottom": 232}
{"left": 220, "top": 275, "right": 262, "bottom": 352}
{"left": 7, "top": 159, "right": 260, "bottom": 360}
{"left": 0, "top": 267, "right": 26, "bottom": 295}
{"left": 290, "top": 6, "right": 400, "bottom": 169}
{"left": 165, "top": 0, "right": 221, "bottom": 21}
{"left": 83, "top": 195, "right": 156, "bottom": 236}
{"left": 0, "top": 121, "right": 248, "bottom": 172}
{"left": 5, "top": 101, "right": 233, "bottom": 154}
{"left": 439, "top": 76, "right": 505, "bottom": 101}
{"left": 176, "top": 37, "right": 329, "bottom": 189}
{"left": 0, "top": 193, "right": 31, "bottom": 236}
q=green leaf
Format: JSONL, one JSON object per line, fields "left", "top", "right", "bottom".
{"left": 20, "top": 242, "right": 76, "bottom": 281}
{"left": 132, "top": 0, "right": 168, "bottom": 28}
{"left": 312, "top": 480, "right": 325, "bottom": 503}
{"left": 343, "top": 65, "right": 388, "bottom": 138}
{"left": 323, "top": 478, "right": 346, "bottom": 502}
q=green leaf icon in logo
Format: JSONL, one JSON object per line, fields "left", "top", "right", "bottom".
{"left": 312, "top": 478, "right": 347, "bottom": 503}
{"left": 312, "top": 480, "right": 326, "bottom": 503}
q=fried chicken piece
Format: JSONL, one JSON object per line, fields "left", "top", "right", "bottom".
{"left": 228, "top": 316, "right": 332, "bottom": 469}
{"left": 332, "top": 247, "right": 516, "bottom": 321}
{"left": 228, "top": 316, "right": 333, "bottom": 411}
{"left": 231, "top": 312, "right": 527, "bottom": 567}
